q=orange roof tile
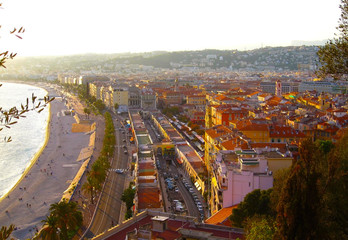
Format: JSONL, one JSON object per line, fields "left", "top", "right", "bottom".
{"left": 205, "top": 125, "right": 232, "bottom": 139}
{"left": 205, "top": 205, "right": 238, "bottom": 225}
{"left": 239, "top": 124, "right": 269, "bottom": 132}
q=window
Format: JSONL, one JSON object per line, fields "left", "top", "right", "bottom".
{"left": 278, "top": 138, "right": 281, "bottom": 143}
{"left": 271, "top": 138, "right": 274, "bottom": 142}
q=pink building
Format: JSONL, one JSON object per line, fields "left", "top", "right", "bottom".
{"left": 210, "top": 150, "right": 273, "bottom": 214}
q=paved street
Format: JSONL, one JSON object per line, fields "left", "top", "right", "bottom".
{"left": 82, "top": 115, "right": 130, "bottom": 239}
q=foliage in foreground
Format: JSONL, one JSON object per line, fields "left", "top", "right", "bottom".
{"left": 229, "top": 132, "right": 348, "bottom": 240}
{"left": 38, "top": 200, "right": 83, "bottom": 240}
{"left": 317, "top": 0, "right": 348, "bottom": 80}
{"left": 0, "top": 224, "right": 15, "bottom": 240}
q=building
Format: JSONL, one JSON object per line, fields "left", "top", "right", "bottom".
{"left": 260, "top": 81, "right": 299, "bottom": 94}
{"left": 128, "top": 86, "right": 141, "bottom": 108}
{"left": 205, "top": 125, "right": 233, "bottom": 168}
{"left": 91, "top": 209, "right": 244, "bottom": 240}
{"left": 140, "top": 88, "right": 157, "bottom": 110}
{"left": 209, "top": 150, "right": 273, "bottom": 214}
{"left": 299, "top": 81, "right": 341, "bottom": 93}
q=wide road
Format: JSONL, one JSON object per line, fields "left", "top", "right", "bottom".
{"left": 82, "top": 116, "right": 130, "bottom": 239}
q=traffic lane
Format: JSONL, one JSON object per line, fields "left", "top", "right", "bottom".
{"left": 86, "top": 125, "right": 127, "bottom": 237}
{"left": 168, "top": 165, "right": 201, "bottom": 218}
{"left": 88, "top": 148, "right": 125, "bottom": 236}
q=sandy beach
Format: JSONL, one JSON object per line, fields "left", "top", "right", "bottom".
{"left": 0, "top": 83, "right": 92, "bottom": 239}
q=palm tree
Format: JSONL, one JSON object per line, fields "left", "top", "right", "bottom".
{"left": 38, "top": 215, "right": 60, "bottom": 240}
{"left": 89, "top": 160, "right": 107, "bottom": 184}
{"left": 49, "top": 200, "right": 82, "bottom": 240}
{"left": 83, "top": 107, "right": 91, "bottom": 119}
{"left": 0, "top": 224, "right": 15, "bottom": 240}
{"left": 82, "top": 176, "right": 100, "bottom": 204}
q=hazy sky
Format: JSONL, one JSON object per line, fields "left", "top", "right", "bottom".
{"left": 0, "top": 0, "right": 342, "bottom": 56}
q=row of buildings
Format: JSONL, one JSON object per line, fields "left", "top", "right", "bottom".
{"left": 59, "top": 75, "right": 157, "bottom": 113}
{"left": 59, "top": 73, "right": 348, "bottom": 223}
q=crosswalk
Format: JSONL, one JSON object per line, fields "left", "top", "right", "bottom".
{"left": 110, "top": 169, "right": 127, "bottom": 173}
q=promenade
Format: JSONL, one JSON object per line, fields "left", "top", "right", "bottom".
{"left": 0, "top": 83, "right": 99, "bottom": 240}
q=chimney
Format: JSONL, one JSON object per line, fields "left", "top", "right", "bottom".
{"left": 152, "top": 216, "right": 169, "bottom": 233}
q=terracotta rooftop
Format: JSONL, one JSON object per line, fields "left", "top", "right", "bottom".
{"left": 206, "top": 125, "right": 233, "bottom": 139}
{"left": 239, "top": 123, "right": 269, "bottom": 132}
{"left": 100, "top": 210, "right": 244, "bottom": 240}
{"left": 137, "top": 187, "right": 161, "bottom": 210}
{"left": 205, "top": 205, "right": 238, "bottom": 226}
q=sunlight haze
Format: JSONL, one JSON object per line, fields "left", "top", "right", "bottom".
{"left": 0, "top": 0, "right": 342, "bottom": 56}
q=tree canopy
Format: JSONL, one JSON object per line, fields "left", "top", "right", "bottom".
{"left": 230, "top": 189, "right": 274, "bottom": 228}
{"left": 317, "top": 0, "right": 348, "bottom": 80}
{"left": 275, "top": 135, "right": 348, "bottom": 239}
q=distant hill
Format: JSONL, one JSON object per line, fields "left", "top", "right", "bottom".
{"left": 1, "top": 46, "right": 320, "bottom": 74}
{"left": 105, "top": 46, "right": 319, "bottom": 71}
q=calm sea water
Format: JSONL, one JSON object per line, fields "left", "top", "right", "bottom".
{"left": 0, "top": 82, "right": 49, "bottom": 197}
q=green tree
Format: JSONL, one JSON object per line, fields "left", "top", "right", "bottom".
{"left": 319, "top": 132, "right": 348, "bottom": 239}
{"left": 0, "top": 224, "right": 15, "bottom": 240}
{"left": 82, "top": 176, "right": 100, "bottom": 204}
{"left": 275, "top": 134, "right": 348, "bottom": 240}
{"left": 121, "top": 187, "right": 136, "bottom": 210}
{"left": 114, "top": 103, "right": 119, "bottom": 111}
{"left": 230, "top": 189, "right": 274, "bottom": 228}
{"left": 245, "top": 216, "right": 276, "bottom": 240}
{"left": 317, "top": 0, "right": 348, "bottom": 80}
{"left": 83, "top": 107, "right": 91, "bottom": 119}
{"left": 275, "top": 138, "right": 323, "bottom": 239}
{"left": 89, "top": 160, "right": 107, "bottom": 184}
{"left": 93, "top": 99, "right": 105, "bottom": 112}
{"left": 121, "top": 186, "right": 136, "bottom": 219}
{"left": 48, "top": 200, "right": 83, "bottom": 240}
{"left": 270, "top": 167, "right": 290, "bottom": 212}
{"left": 38, "top": 215, "right": 60, "bottom": 240}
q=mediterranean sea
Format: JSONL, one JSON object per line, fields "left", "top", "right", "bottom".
{"left": 0, "top": 82, "right": 49, "bottom": 197}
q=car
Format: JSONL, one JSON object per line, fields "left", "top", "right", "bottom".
{"left": 122, "top": 145, "right": 127, "bottom": 148}
{"left": 122, "top": 139, "right": 126, "bottom": 142}
{"left": 124, "top": 150, "right": 128, "bottom": 154}
{"left": 122, "top": 131, "right": 125, "bottom": 134}
{"left": 115, "top": 169, "right": 124, "bottom": 174}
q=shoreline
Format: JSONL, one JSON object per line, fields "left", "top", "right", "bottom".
{"left": 0, "top": 89, "right": 52, "bottom": 203}
{"left": 0, "top": 81, "right": 91, "bottom": 239}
